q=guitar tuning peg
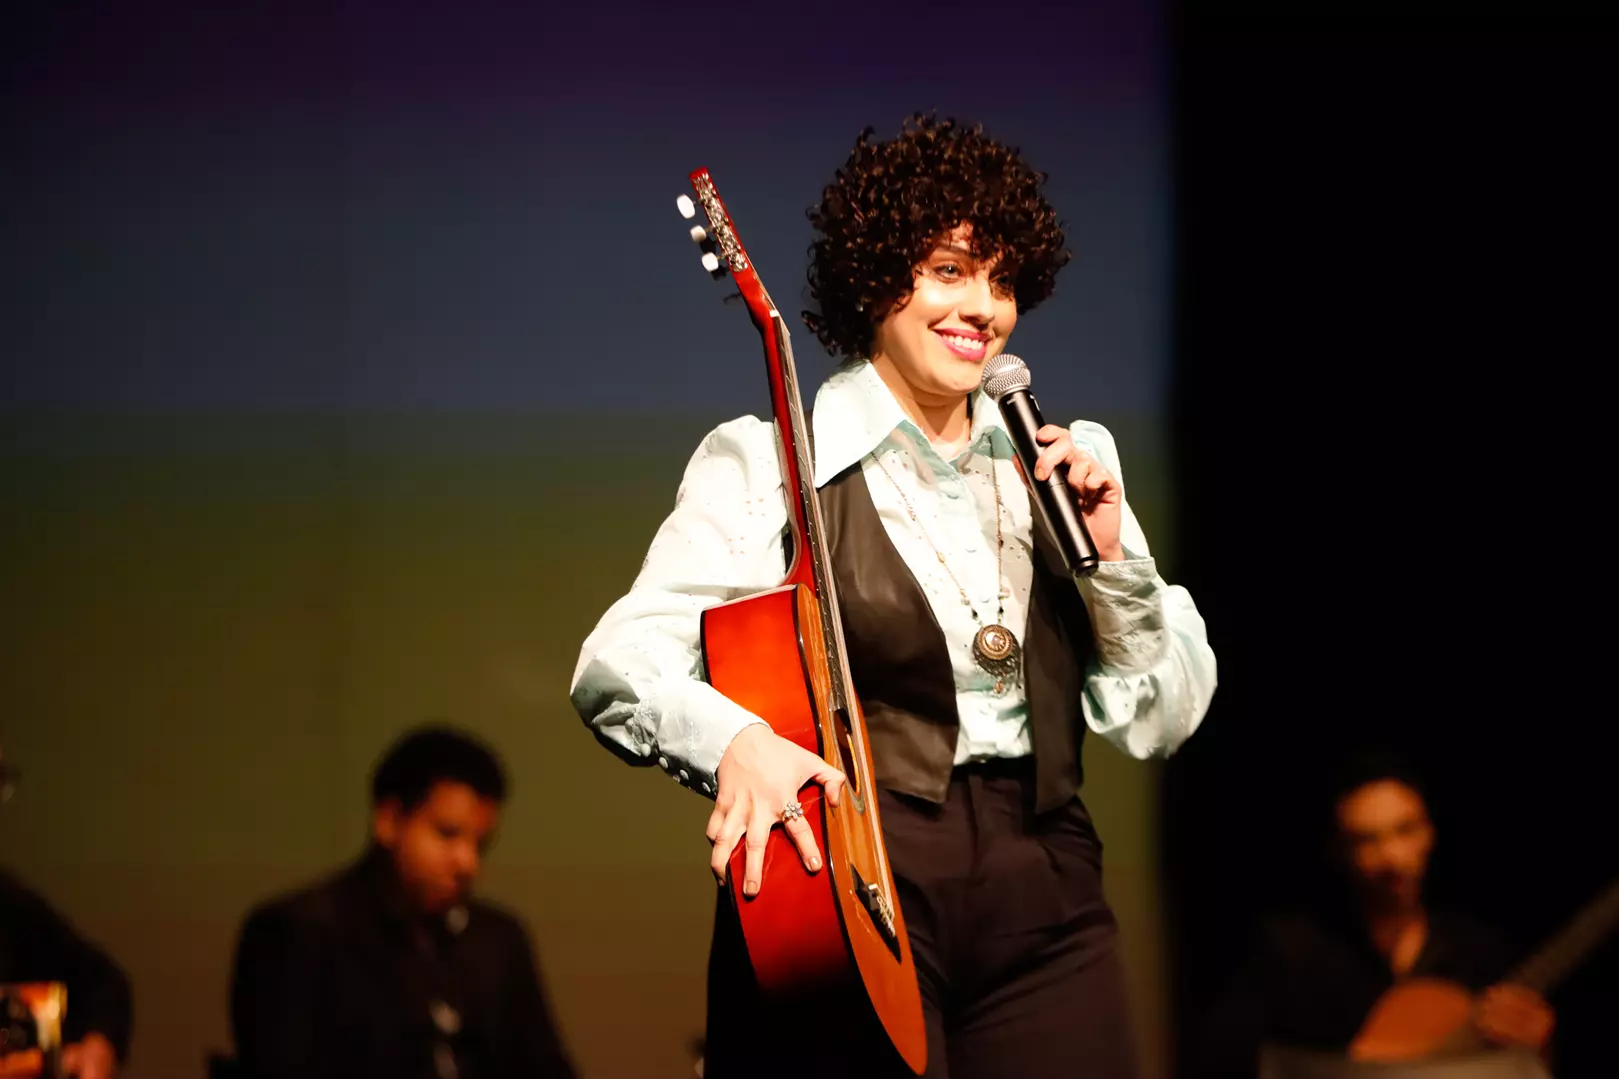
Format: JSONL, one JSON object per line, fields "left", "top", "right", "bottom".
{"left": 700, "top": 252, "right": 721, "bottom": 273}
{"left": 677, "top": 195, "right": 696, "bottom": 219}
{"left": 689, "top": 225, "right": 708, "bottom": 243}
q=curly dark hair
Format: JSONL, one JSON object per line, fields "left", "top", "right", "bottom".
{"left": 802, "top": 113, "right": 1071, "bottom": 361}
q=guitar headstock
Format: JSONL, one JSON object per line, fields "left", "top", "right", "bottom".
{"left": 678, "top": 168, "right": 774, "bottom": 330}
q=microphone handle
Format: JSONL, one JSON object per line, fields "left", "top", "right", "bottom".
{"left": 997, "top": 389, "right": 1101, "bottom": 579}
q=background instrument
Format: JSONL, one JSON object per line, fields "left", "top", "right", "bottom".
{"left": 1351, "top": 875, "right": 1619, "bottom": 1063}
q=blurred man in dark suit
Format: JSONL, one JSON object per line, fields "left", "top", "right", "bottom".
{"left": 229, "top": 725, "right": 575, "bottom": 1077}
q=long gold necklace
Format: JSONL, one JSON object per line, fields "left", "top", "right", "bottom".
{"left": 871, "top": 449, "right": 1021, "bottom": 694}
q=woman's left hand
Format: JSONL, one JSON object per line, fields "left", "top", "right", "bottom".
{"left": 1031, "top": 425, "right": 1125, "bottom": 562}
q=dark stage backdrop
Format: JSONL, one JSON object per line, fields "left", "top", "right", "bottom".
{"left": 1, "top": 2, "right": 1180, "bottom": 1075}
{"left": 1164, "top": 17, "right": 1616, "bottom": 1077}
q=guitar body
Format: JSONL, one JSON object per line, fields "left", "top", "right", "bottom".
{"left": 679, "top": 166, "right": 926, "bottom": 1074}
{"left": 1350, "top": 978, "right": 1481, "bottom": 1062}
{"left": 1345, "top": 873, "right": 1619, "bottom": 1065}
{"left": 0, "top": 1055, "right": 44, "bottom": 1080}
{"left": 0, "top": 982, "right": 66, "bottom": 1079}
{"left": 701, "top": 586, "right": 926, "bottom": 1071}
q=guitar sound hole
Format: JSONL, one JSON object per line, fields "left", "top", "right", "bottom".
{"left": 833, "top": 707, "right": 864, "bottom": 809}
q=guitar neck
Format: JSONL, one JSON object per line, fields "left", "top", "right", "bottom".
{"left": 763, "top": 311, "right": 817, "bottom": 579}
{"left": 762, "top": 310, "right": 853, "bottom": 716}
{"left": 686, "top": 166, "right": 854, "bottom": 716}
{"left": 1506, "top": 875, "right": 1619, "bottom": 995}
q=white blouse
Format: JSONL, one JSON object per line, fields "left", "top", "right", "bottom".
{"left": 570, "top": 360, "right": 1217, "bottom": 798}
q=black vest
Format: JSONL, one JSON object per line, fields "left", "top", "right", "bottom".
{"left": 815, "top": 460, "right": 1096, "bottom": 814}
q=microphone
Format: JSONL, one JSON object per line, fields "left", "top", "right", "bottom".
{"left": 980, "top": 354, "right": 1100, "bottom": 580}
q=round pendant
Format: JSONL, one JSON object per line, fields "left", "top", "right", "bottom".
{"left": 972, "top": 623, "right": 1022, "bottom": 693}
{"left": 975, "top": 624, "right": 1017, "bottom": 663}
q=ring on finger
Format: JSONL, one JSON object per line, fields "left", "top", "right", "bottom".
{"left": 779, "top": 799, "right": 804, "bottom": 823}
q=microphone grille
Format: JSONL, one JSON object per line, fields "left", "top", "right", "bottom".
{"left": 980, "top": 353, "right": 1031, "bottom": 399}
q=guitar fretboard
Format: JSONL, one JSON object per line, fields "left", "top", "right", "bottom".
{"left": 772, "top": 312, "right": 851, "bottom": 715}
{"left": 1507, "top": 875, "right": 1619, "bottom": 994}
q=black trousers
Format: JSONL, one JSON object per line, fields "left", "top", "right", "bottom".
{"left": 704, "top": 760, "right": 1139, "bottom": 1078}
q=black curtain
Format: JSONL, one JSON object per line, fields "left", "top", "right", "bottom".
{"left": 1163, "top": 11, "right": 1616, "bottom": 1075}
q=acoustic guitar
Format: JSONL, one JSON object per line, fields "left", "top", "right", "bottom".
{"left": 0, "top": 982, "right": 67, "bottom": 1079}
{"left": 1350, "top": 874, "right": 1619, "bottom": 1063}
{"left": 676, "top": 170, "right": 927, "bottom": 1074}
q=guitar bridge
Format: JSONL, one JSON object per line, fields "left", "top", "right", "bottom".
{"left": 851, "top": 864, "right": 901, "bottom": 960}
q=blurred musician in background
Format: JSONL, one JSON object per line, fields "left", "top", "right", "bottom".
{"left": 1199, "top": 753, "right": 1556, "bottom": 1075}
{"left": 229, "top": 725, "right": 574, "bottom": 1078}
{"left": 0, "top": 737, "right": 131, "bottom": 1079}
